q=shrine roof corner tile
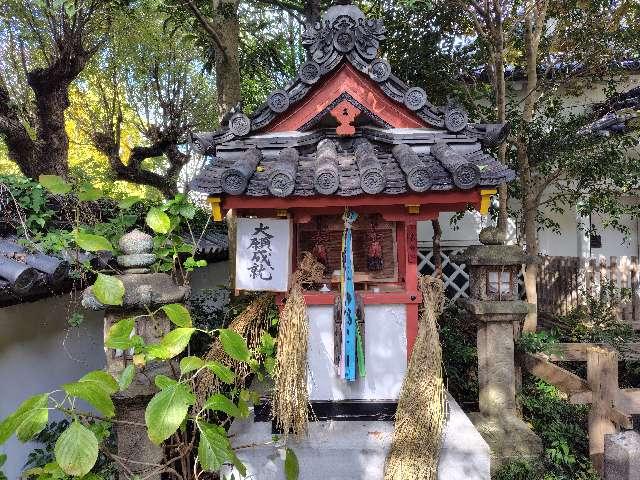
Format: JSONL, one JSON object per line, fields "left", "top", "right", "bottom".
{"left": 188, "top": 2, "right": 508, "bottom": 154}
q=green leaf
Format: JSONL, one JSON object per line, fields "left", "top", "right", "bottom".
{"left": 218, "top": 329, "right": 250, "bottom": 363}
{"left": 39, "top": 175, "right": 71, "bottom": 195}
{"left": 63, "top": 371, "right": 118, "bottom": 416}
{"left": 104, "top": 318, "right": 136, "bottom": 349}
{"left": 74, "top": 231, "right": 113, "bottom": 252}
{"left": 92, "top": 274, "right": 125, "bottom": 306}
{"left": 284, "top": 448, "right": 299, "bottom": 480}
{"left": 161, "top": 304, "right": 192, "bottom": 327}
{"left": 63, "top": 382, "right": 114, "bottom": 418}
{"left": 145, "top": 383, "right": 195, "bottom": 444}
{"left": 146, "top": 207, "right": 171, "bottom": 234}
{"left": 0, "top": 394, "right": 49, "bottom": 444}
{"left": 80, "top": 370, "right": 119, "bottom": 394}
{"left": 118, "top": 365, "right": 135, "bottom": 391}
{"left": 196, "top": 421, "right": 233, "bottom": 472}
{"left": 154, "top": 375, "right": 177, "bottom": 389}
{"left": 77, "top": 183, "right": 102, "bottom": 201}
{"left": 0, "top": 453, "right": 5, "bottom": 468}
{"left": 260, "top": 332, "right": 276, "bottom": 356}
{"left": 205, "top": 361, "right": 235, "bottom": 384}
{"left": 203, "top": 394, "right": 240, "bottom": 417}
{"left": 54, "top": 421, "right": 98, "bottom": 477}
{"left": 147, "top": 328, "right": 195, "bottom": 360}
{"left": 180, "top": 356, "right": 204, "bottom": 375}
{"left": 118, "top": 196, "right": 141, "bottom": 209}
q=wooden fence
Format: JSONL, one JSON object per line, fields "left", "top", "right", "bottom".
{"left": 537, "top": 256, "right": 640, "bottom": 328}
{"left": 521, "top": 344, "right": 640, "bottom": 475}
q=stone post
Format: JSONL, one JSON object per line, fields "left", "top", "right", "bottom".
{"left": 83, "top": 229, "right": 189, "bottom": 479}
{"left": 456, "top": 227, "right": 542, "bottom": 470}
{"left": 604, "top": 431, "right": 640, "bottom": 480}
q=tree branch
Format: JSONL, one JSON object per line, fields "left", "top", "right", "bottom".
{"left": 183, "top": 0, "right": 230, "bottom": 61}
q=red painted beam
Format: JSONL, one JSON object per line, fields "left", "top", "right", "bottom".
{"left": 263, "top": 62, "right": 428, "bottom": 132}
{"left": 222, "top": 189, "right": 481, "bottom": 211}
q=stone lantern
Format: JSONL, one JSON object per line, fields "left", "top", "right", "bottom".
{"left": 457, "top": 227, "right": 542, "bottom": 469}
{"left": 82, "top": 229, "right": 189, "bottom": 480}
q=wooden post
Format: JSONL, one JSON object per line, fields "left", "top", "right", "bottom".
{"left": 587, "top": 346, "right": 619, "bottom": 475}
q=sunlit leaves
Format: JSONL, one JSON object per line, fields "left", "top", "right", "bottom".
{"left": 179, "top": 356, "right": 204, "bottom": 375}
{"left": 145, "top": 382, "right": 195, "bottom": 444}
{"left": 146, "top": 207, "right": 171, "bottom": 234}
{"left": 146, "top": 328, "right": 195, "bottom": 360}
{"left": 218, "top": 329, "right": 250, "bottom": 362}
{"left": 92, "top": 274, "right": 125, "bottom": 306}
{"left": 63, "top": 371, "right": 119, "bottom": 418}
{"left": 161, "top": 303, "right": 192, "bottom": 327}
{"left": 39, "top": 175, "right": 71, "bottom": 195}
{"left": 104, "top": 318, "right": 136, "bottom": 350}
{"left": 0, "top": 394, "right": 49, "bottom": 444}
{"left": 118, "top": 365, "right": 135, "bottom": 391}
{"left": 203, "top": 393, "right": 240, "bottom": 417}
{"left": 74, "top": 231, "right": 113, "bottom": 252}
{"left": 205, "top": 361, "right": 235, "bottom": 384}
{"left": 196, "top": 421, "right": 234, "bottom": 472}
{"left": 54, "top": 421, "right": 99, "bottom": 477}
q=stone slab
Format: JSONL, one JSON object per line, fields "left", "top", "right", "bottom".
{"left": 221, "top": 393, "right": 490, "bottom": 480}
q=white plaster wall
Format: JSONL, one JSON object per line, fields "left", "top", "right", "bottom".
{"left": 0, "top": 261, "right": 229, "bottom": 479}
{"left": 307, "top": 304, "right": 407, "bottom": 401}
{"left": 0, "top": 294, "right": 105, "bottom": 480}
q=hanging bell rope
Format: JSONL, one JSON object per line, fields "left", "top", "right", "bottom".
{"left": 272, "top": 253, "right": 324, "bottom": 437}
{"left": 384, "top": 275, "right": 447, "bottom": 480}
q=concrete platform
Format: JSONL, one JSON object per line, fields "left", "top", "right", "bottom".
{"left": 221, "top": 393, "right": 490, "bottom": 480}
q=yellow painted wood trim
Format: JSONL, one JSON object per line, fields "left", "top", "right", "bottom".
{"left": 276, "top": 209, "right": 288, "bottom": 218}
{"left": 208, "top": 197, "right": 223, "bottom": 221}
{"left": 406, "top": 204, "right": 420, "bottom": 214}
{"left": 479, "top": 189, "right": 497, "bottom": 215}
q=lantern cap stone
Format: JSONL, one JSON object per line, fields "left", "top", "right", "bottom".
{"left": 478, "top": 226, "right": 507, "bottom": 245}
{"left": 119, "top": 229, "right": 153, "bottom": 255}
{"left": 454, "top": 244, "right": 529, "bottom": 266}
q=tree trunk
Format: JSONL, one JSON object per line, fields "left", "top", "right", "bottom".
{"left": 212, "top": 3, "right": 241, "bottom": 121}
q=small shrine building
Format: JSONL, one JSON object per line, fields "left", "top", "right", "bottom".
{"left": 190, "top": 2, "right": 521, "bottom": 478}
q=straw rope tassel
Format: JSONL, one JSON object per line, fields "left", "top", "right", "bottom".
{"left": 272, "top": 253, "right": 324, "bottom": 438}
{"left": 384, "top": 275, "right": 447, "bottom": 480}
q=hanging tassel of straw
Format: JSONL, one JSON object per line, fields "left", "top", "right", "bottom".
{"left": 384, "top": 275, "right": 447, "bottom": 480}
{"left": 272, "top": 253, "right": 324, "bottom": 437}
{"left": 195, "top": 293, "right": 274, "bottom": 409}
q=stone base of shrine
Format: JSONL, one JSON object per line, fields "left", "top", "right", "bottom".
{"left": 221, "top": 393, "right": 490, "bottom": 480}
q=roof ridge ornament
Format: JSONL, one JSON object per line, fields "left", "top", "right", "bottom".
{"left": 302, "top": 3, "right": 385, "bottom": 70}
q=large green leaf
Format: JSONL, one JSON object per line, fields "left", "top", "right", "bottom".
{"left": 218, "top": 329, "right": 250, "bottom": 363}
{"left": 161, "top": 304, "right": 192, "bottom": 327}
{"left": 63, "top": 370, "right": 118, "bottom": 418}
{"left": 55, "top": 421, "right": 99, "bottom": 477}
{"left": 179, "top": 356, "right": 204, "bottom": 375}
{"left": 146, "top": 207, "right": 171, "bottom": 234}
{"left": 104, "top": 318, "right": 136, "bottom": 350}
{"left": 284, "top": 448, "right": 299, "bottom": 480}
{"left": 203, "top": 394, "right": 240, "bottom": 417}
{"left": 196, "top": 421, "right": 233, "bottom": 472}
{"left": 118, "top": 365, "right": 135, "bottom": 391}
{"left": 147, "top": 328, "right": 195, "bottom": 360}
{"left": 92, "top": 274, "right": 125, "bottom": 306}
{"left": 39, "top": 175, "right": 71, "bottom": 195}
{"left": 145, "top": 383, "right": 195, "bottom": 444}
{"left": 0, "top": 394, "right": 49, "bottom": 444}
{"left": 205, "top": 361, "right": 235, "bottom": 384}
{"left": 74, "top": 231, "right": 113, "bottom": 252}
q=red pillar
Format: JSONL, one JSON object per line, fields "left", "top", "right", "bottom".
{"left": 404, "top": 221, "right": 419, "bottom": 358}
